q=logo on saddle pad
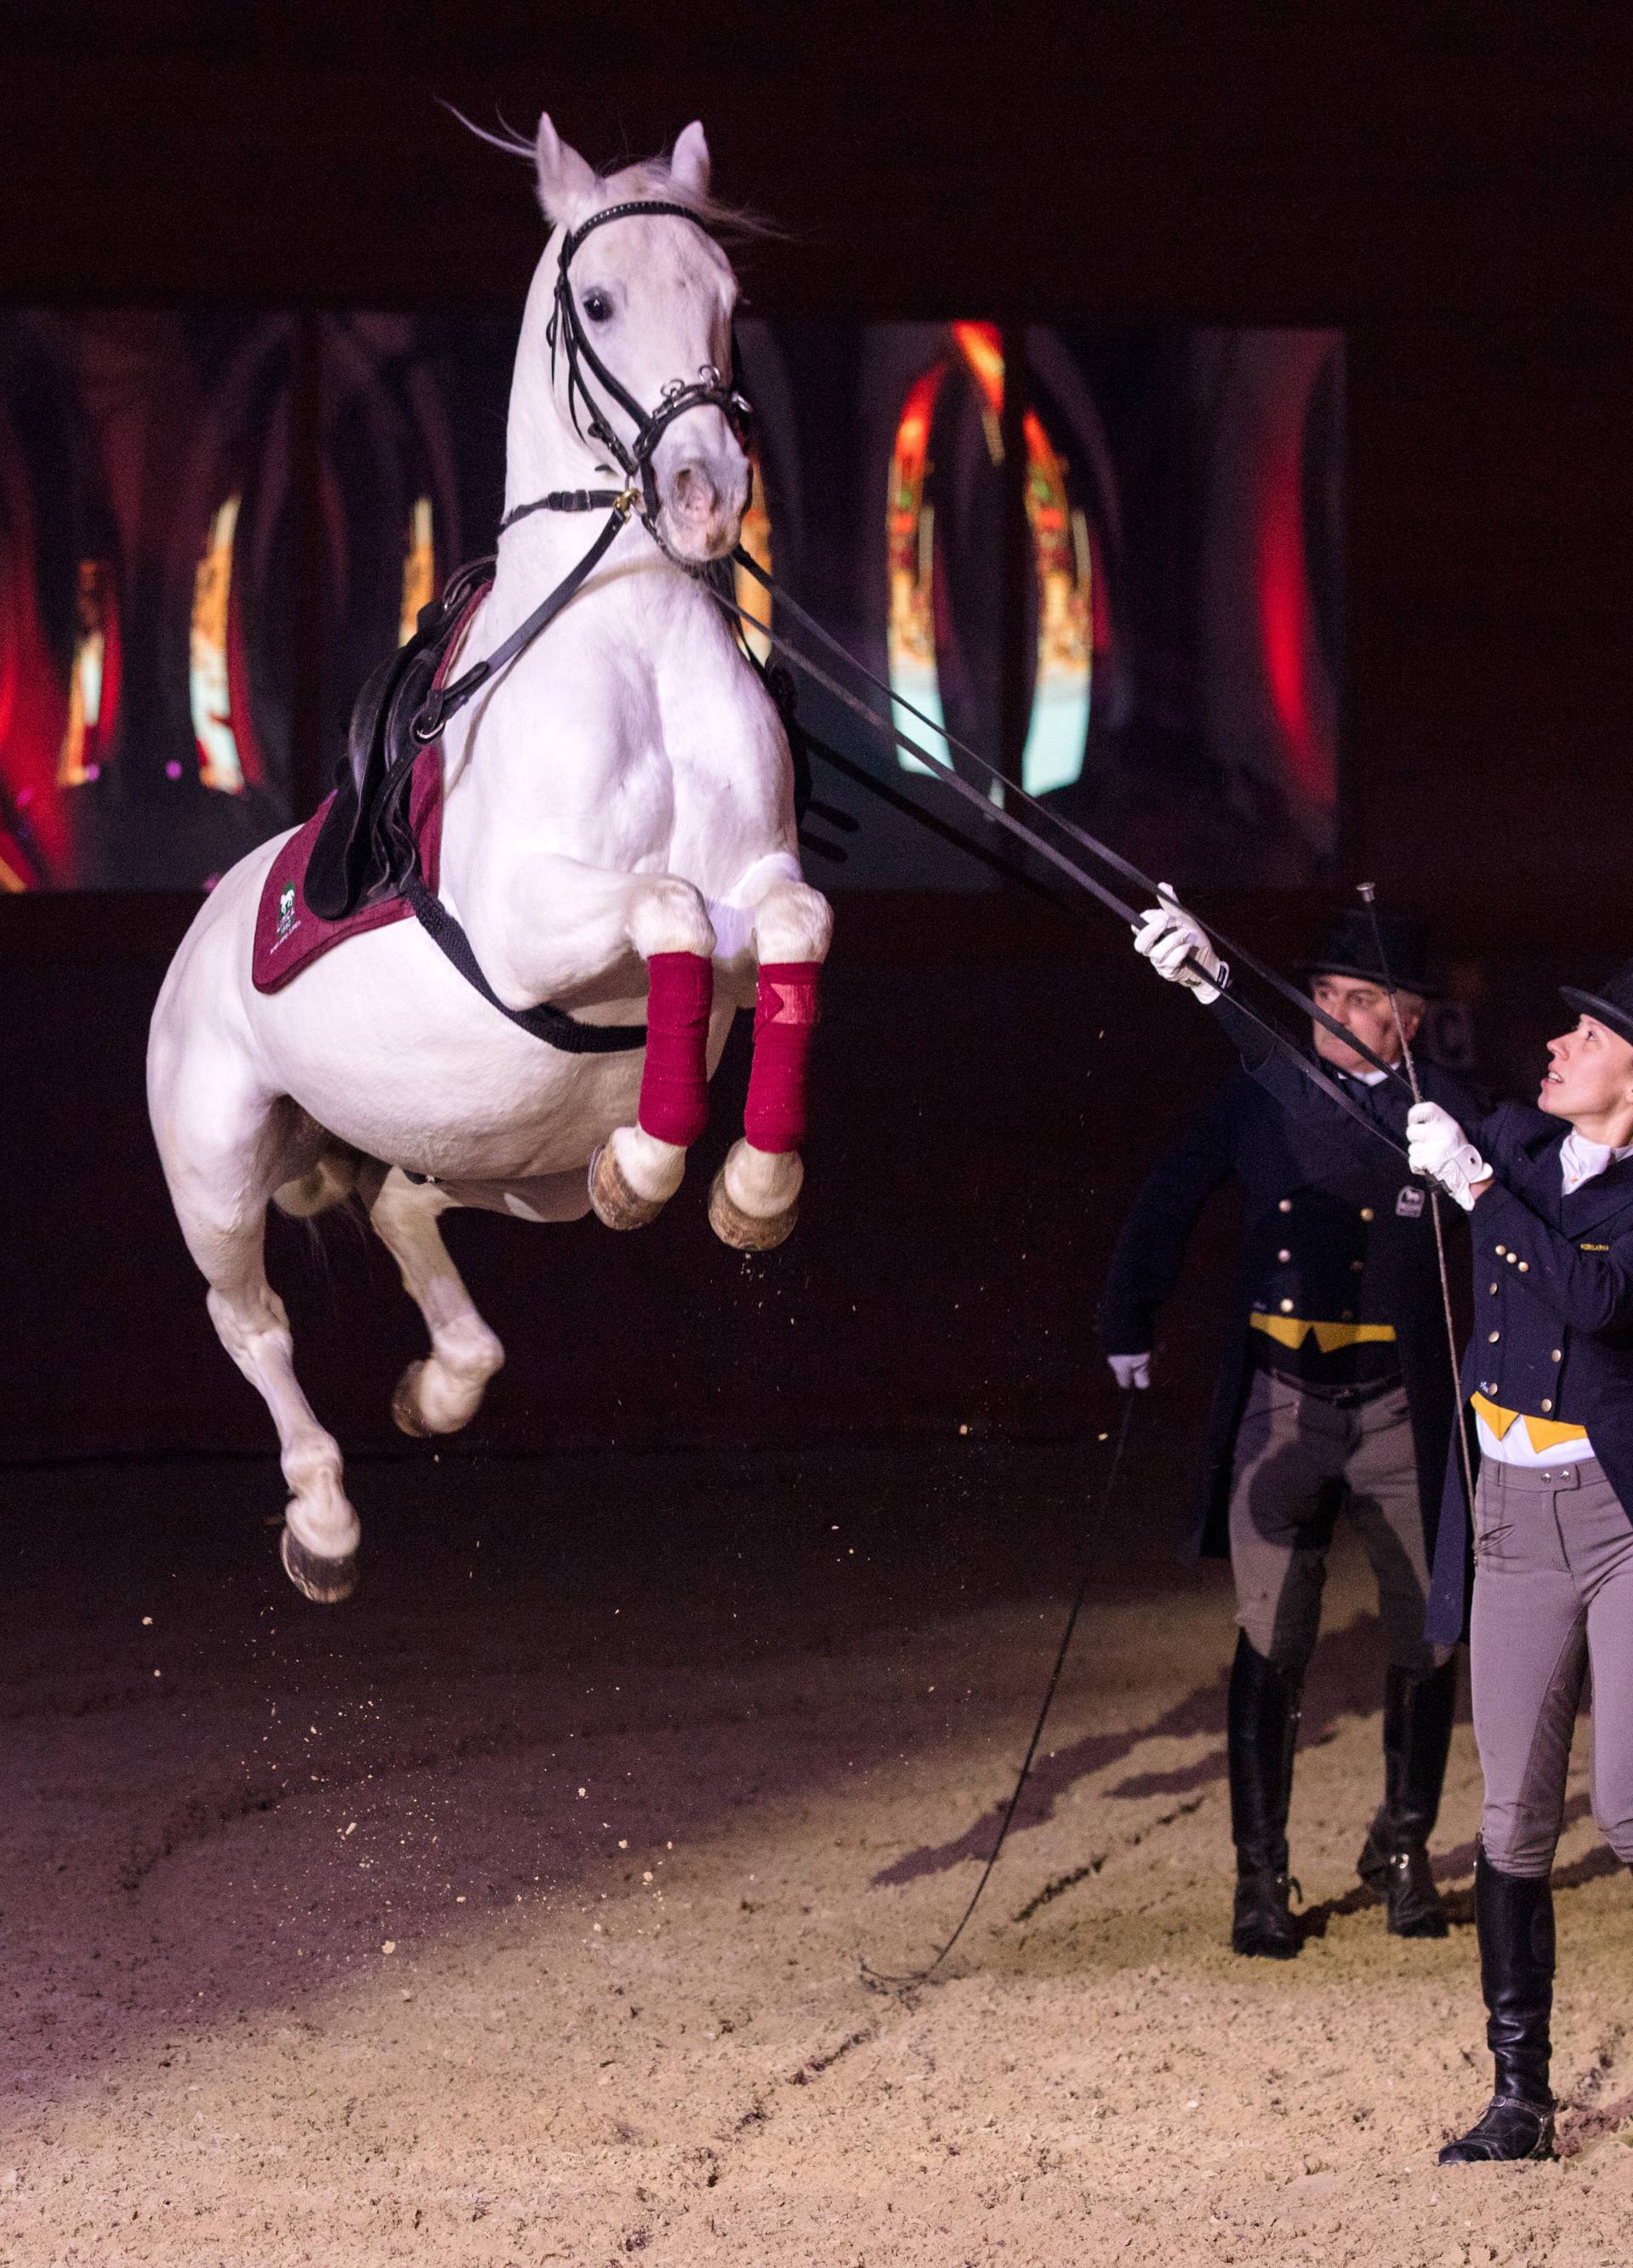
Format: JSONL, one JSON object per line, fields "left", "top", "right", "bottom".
{"left": 275, "top": 883, "right": 299, "bottom": 948}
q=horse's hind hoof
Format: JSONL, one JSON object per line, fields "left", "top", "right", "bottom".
{"left": 391, "top": 1359, "right": 433, "bottom": 1438}
{"left": 708, "top": 1166, "right": 799, "bottom": 1252}
{"left": 588, "top": 1143, "right": 667, "bottom": 1232}
{"left": 280, "top": 1524, "right": 359, "bottom": 1605}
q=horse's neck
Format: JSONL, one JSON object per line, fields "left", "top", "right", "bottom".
{"left": 444, "top": 402, "right": 722, "bottom": 807}
{"left": 480, "top": 397, "right": 685, "bottom": 648}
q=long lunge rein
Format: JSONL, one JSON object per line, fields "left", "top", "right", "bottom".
{"left": 361, "top": 188, "right": 1421, "bottom": 1148}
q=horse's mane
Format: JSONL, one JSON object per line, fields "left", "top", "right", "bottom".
{"left": 440, "top": 106, "right": 781, "bottom": 247}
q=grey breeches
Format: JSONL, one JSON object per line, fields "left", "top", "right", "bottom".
{"left": 1227, "top": 1370, "right": 1448, "bottom": 1675}
{"left": 1471, "top": 1456, "right": 1633, "bottom": 1877}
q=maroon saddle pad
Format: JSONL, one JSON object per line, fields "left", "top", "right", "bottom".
{"left": 251, "top": 747, "right": 447, "bottom": 994}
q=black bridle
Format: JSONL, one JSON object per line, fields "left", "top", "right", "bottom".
{"left": 548, "top": 197, "right": 754, "bottom": 533}
{"left": 411, "top": 197, "right": 752, "bottom": 747}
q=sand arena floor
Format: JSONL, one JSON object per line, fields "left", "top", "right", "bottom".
{"left": 5, "top": 1439, "right": 1632, "bottom": 2266}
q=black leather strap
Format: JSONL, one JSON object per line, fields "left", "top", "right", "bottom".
{"left": 730, "top": 545, "right": 1408, "bottom": 1095}
{"left": 403, "top": 872, "right": 646, "bottom": 1055}
{"left": 413, "top": 498, "right": 633, "bottom": 744}
{"left": 711, "top": 564, "right": 1410, "bottom": 1162}
{"left": 498, "top": 488, "right": 629, "bottom": 530}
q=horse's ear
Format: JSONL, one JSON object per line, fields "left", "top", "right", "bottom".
{"left": 669, "top": 121, "right": 712, "bottom": 198}
{"left": 534, "top": 112, "right": 597, "bottom": 222}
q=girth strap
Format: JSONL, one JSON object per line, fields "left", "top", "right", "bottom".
{"left": 402, "top": 870, "right": 646, "bottom": 1056}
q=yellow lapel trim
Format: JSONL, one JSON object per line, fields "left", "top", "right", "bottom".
{"left": 1470, "top": 1391, "right": 1588, "bottom": 1452}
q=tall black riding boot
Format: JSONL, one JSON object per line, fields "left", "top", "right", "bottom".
{"left": 1356, "top": 1657, "right": 1458, "bottom": 1937}
{"left": 1438, "top": 1847, "right": 1556, "bottom": 2163}
{"left": 1227, "top": 1632, "right": 1303, "bottom": 1959}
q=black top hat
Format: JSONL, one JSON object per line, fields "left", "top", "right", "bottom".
{"left": 1560, "top": 961, "right": 1633, "bottom": 1050}
{"left": 1296, "top": 908, "right": 1439, "bottom": 997}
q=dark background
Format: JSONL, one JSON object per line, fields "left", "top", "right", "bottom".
{"left": 4, "top": 4, "right": 1630, "bottom": 1466}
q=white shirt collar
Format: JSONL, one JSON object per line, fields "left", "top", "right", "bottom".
{"left": 1560, "top": 1126, "right": 1633, "bottom": 1194}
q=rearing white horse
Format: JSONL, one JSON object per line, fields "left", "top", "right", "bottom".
{"left": 147, "top": 116, "right": 833, "bottom": 1602}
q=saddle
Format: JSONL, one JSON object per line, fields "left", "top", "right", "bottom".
{"left": 251, "top": 567, "right": 492, "bottom": 997}
{"left": 251, "top": 561, "right": 647, "bottom": 1051}
{"left": 304, "top": 556, "right": 495, "bottom": 923}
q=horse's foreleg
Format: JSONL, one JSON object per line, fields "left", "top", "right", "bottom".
{"left": 576, "top": 875, "right": 719, "bottom": 1233}
{"left": 368, "top": 1169, "right": 508, "bottom": 1437}
{"left": 710, "top": 875, "right": 833, "bottom": 1251}
{"left": 486, "top": 855, "right": 720, "bottom": 1230}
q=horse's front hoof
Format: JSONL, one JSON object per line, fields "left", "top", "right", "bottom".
{"left": 391, "top": 1359, "right": 433, "bottom": 1438}
{"left": 588, "top": 1143, "right": 668, "bottom": 1232}
{"left": 708, "top": 1165, "right": 799, "bottom": 1252}
{"left": 280, "top": 1523, "right": 359, "bottom": 1605}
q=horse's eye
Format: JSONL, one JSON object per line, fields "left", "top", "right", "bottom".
{"left": 582, "top": 290, "right": 612, "bottom": 323}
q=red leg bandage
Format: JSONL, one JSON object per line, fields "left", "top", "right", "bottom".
{"left": 744, "top": 961, "right": 822, "bottom": 1154}
{"left": 638, "top": 951, "right": 714, "bottom": 1148}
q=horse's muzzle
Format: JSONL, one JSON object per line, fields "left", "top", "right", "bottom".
{"left": 656, "top": 449, "right": 749, "bottom": 565}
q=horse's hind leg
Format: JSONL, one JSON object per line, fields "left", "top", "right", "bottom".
{"left": 152, "top": 1078, "right": 360, "bottom": 1602}
{"left": 369, "top": 1168, "right": 508, "bottom": 1437}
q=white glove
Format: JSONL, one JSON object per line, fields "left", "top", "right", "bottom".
{"left": 1133, "top": 886, "right": 1228, "bottom": 1004}
{"left": 1107, "top": 1353, "right": 1152, "bottom": 1391}
{"left": 1406, "top": 1101, "right": 1491, "bottom": 1212}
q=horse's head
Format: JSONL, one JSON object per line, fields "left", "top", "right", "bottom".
{"left": 526, "top": 115, "right": 752, "bottom": 567}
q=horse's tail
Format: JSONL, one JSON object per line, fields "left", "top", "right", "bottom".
{"left": 273, "top": 1143, "right": 363, "bottom": 1220}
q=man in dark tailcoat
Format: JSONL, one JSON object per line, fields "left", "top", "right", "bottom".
{"left": 1101, "top": 906, "right": 1481, "bottom": 1959}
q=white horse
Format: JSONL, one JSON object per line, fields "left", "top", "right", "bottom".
{"left": 147, "top": 116, "right": 832, "bottom": 1602}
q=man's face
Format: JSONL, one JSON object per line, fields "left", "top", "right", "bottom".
{"left": 1539, "top": 1016, "right": 1633, "bottom": 1126}
{"left": 1311, "top": 973, "right": 1422, "bottom": 1074}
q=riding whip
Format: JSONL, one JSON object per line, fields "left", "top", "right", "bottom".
{"left": 1356, "top": 882, "right": 1479, "bottom": 1523}
{"left": 862, "top": 1389, "right": 1138, "bottom": 1989}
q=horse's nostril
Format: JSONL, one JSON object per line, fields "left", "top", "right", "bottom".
{"left": 670, "top": 463, "right": 719, "bottom": 522}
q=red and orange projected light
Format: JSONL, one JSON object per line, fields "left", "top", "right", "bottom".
{"left": 886, "top": 322, "right": 1094, "bottom": 797}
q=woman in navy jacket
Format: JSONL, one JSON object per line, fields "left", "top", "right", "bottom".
{"left": 1407, "top": 965, "right": 1633, "bottom": 2165}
